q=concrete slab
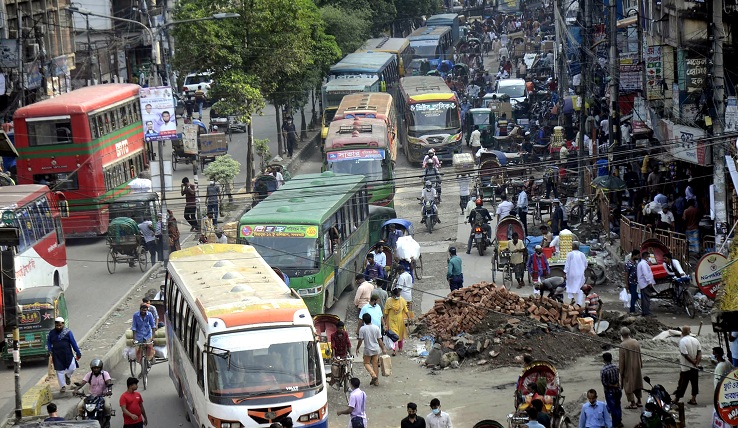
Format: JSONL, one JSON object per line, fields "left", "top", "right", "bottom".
{"left": 21, "top": 385, "right": 51, "bottom": 417}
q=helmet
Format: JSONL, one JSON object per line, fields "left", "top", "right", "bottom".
{"left": 90, "top": 359, "right": 103, "bottom": 370}
{"left": 428, "top": 148, "right": 435, "bottom": 155}
{"left": 475, "top": 198, "right": 483, "bottom": 206}
{"left": 212, "top": 125, "right": 219, "bottom": 131}
{"left": 425, "top": 180, "right": 432, "bottom": 187}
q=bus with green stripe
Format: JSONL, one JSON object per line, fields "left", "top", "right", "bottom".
{"left": 238, "top": 172, "right": 395, "bottom": 314}
{"left": 13, "top": 84, "right": 148, "bottom": 237}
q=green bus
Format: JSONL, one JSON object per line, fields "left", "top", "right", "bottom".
{"left": 238, "top": 172, "right": 396, "bottom": 314}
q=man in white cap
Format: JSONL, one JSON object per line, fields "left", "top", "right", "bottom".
{"left": 564, "top": 241, "right": 588, "bottom": 305}
{"left": 46, "top": 317, "right": 81, "bottom": 392}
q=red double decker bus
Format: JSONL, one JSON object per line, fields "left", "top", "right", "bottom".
{"left": 13, "top": 84, "right": 148, "bottom": 237}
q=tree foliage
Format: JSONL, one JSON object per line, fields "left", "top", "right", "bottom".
{"left": 395, "top": 0, "right": 442, "bottom": 19}
{"left": 203, "top": 154, "right": 241, "bottom": 184}
{"left": 319, "top": 5, "right": 372, "bottom": 55}
{"left": 209, "top": 72, "right": 265, "bottom": 124}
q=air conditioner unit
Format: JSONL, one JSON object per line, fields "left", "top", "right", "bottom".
{"left": 24, "top": 43, "right": 38, "bottom": 60}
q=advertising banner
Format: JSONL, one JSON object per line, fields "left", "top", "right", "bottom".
{"left": 685, "top": 57, "right": 707, "bottom": 92}
{"left": 139, "top": 86, "right": 178, "bottom": 142}
{"left": 726, "top": 97, "right": 738, "bottom": 133}
{"left": 182, "top": 124, "right": 199, "bottom": 155}
{"left": 695, "top": 252, "right": 728, "bottom": 299}
{"left": 715, "top": 367, "right": 738, "bottom": 425}
{"left": 644, "top": 46, "right": 663, "bottom": 100}
{"left": 619, "top": 53, "right": 641, "bottom": 92}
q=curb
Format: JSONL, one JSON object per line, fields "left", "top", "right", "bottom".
{"left": 1, "top": 262, "right": 162, "bottom": 427}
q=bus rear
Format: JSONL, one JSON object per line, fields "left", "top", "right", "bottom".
{"left": 13, "top": 84, "right": 146, "bottom": 237}
{"left": 399, "top": 76, "right": 462, "bottom": 163}
{"left": 320, "top": 77, "right": 380, "bottom": 143}
{"left": 0, "top": 185, "right": 68, "bottom": 291}
{"left": 356, "top": 37, "right": 412, "bottom": 77}
{"left": 166, "top": 244, "right": 327, "bottom": 428}
{"left": 324, "top": 118, "right": 395, "bottom": 207}
{"left": 408, "top": 26, "right": 453, "bottom": 67}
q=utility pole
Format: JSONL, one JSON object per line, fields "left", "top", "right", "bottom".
{"left": 710, "top": 0, "right": 728, "bottom": 246}
{"left": 15, "top": 0, "right": 23, "bottom": 108}
{"left": 85, "top": 15, "right": 95, "bottom": 84}
{"left": 577, "top": 0, "right": 591, "bottom": 199}
{"left": 607, "top": 0, "right": 619, "bottom": 171}
{"left": 554, "top": 0, "right": 567, "bottom": 107}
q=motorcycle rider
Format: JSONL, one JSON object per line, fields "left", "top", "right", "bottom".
{"left": 420, "top": 181, "right": 440, "bottom": 224}
{"left": 466, "top": 199, "right": 492, "bottom": 254}
{"left": 422, "top": 149, "right": 442, "bottom": 202}
{"left": 422, "top": 148, "right": 441, "bottom": 169}
{"left": 73, "top": 359, "right": 113, "bottom": 420}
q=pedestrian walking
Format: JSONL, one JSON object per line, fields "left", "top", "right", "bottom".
{"left": 355, "top": 313, "right": 387, "bottom": 386}
{"left": 426, "top": 398, "right": 453, "bottom": 428}
{"left": 624, "top": 250, "right": 639, "bottom": 313}
{"left": 600, "top": 352, "right": 622, "bottom": 428}
{"left": 516, "top": 185, "right": 529, "bottom": 234}
{"left": 194, "top": 85, "right": 205, "bottom": 119}
{"left": 447, "top": 247, "right": 463, "bottom": 291}
{"left": 354, "top": 274, "right": 375, "bottom": 310}
{"left": 550, "top": 199, "right": 563, "bottom": 235}
{"left": 282, "top": 117, "right": 298, "bottom": 158}
{"left": 563, "top": 242, "right": 588, "bottom": 305}
{"left": 395, "top": 265, "right": 415, "bottom": 312}
{"left": 457, "top": 174, "right": 471, "bottom": 215}
{"left": 401, "top": 402, "right": 426, "bottom": 428}
{"left": 206, "top": 179, "right": 221, "bottom": 225}
{"left": 120, "top": 377, "right": 147, "bottom": 428}
{"left": 674, "top": 326, "right": 701, "bottom": 405}
{"left": 154, "top": 217, "right": 164, "bottom": 262}
{"left": 508, "top": 232, "right": 527, "bottom": 289}
{"left": 683, "top": 199, "right": 701, "bottom": 254}
{"left": 637, "top": 251, "right": 655, "bottom": 316}
{"left": 384, "top": 287, "right": 409, "bottom": 355}
{"left": 357, "top": 294, "right": 384, "bottom": 333}
{"left": 579, "top": 389, "right": 612, "bottom": 428}
{"left": 337, "top": 378, "right": 366, "bottom": 428}
{"left": 137, "top": 219, "right": 158, "bottom": 264}
{"left": 618, "top": 327, "right": 643, "bottom": 408}
{"left": 181, "top": 177, "right": 198, "bottom": 231}
{"left": 47, "top": 316, "right": 81, "bottom": 392}
{"left": 167, "top": 209, "right": 181, "bottom": 252}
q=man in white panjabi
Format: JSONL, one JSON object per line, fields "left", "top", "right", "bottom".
{"left": 563, "top": 241, "right": 588, "bottom": 305}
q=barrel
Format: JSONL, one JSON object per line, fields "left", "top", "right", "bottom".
{"left": 473, "top": 420, "right": 505, "bottom": 428}
{"left": 541, "top": 247, "right": 554, "bottom": 259}
{"left": 580, "top": 244, "right": 590, "bottom": 256}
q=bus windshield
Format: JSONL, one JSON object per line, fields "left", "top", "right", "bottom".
{"left": 412, "top": 45, "right": 439, "bottom": 59}
{"left": 408, "top": 102, "right": 460, "bottom": 132}
{"left": 207, "top": 327, "right": 322, "bottom": 400}
{"left": 326, "top": 158, "right": 384, "bottom": 182}
{"left": 244, "top": 236, "right": 319, "bottom": 269}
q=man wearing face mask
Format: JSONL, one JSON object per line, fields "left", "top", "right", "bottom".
{"left": 401, "top": 402, "right": 426, "bottom": 428}
{"left": 206, "top": 178, "right": 221, "bottom": 225}
{"left": 426, "top": 398, "right": 452, "bottom": 428}
{"left": 578, "top": 389, "right": 612, "bottom": 428}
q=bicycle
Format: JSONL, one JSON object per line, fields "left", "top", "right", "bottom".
{"left": 129, "top": 340, "right": 155, "bottom": 390}
{"left": 329, "top": 356, "right": 354, "bottom": 403}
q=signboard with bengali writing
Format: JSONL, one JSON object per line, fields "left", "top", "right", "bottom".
{"left": 619, "top": 53, "right": 642, "bottom": 92}
{"left": 695, "top": 252, "right": 728, "bottom": 299}
{"left": 715, "top": 368, "right": 738, "bottom": 424}
{"left": 645, "top": 46, "right": 663, "bottom": 100}
{"left": 685, "top": 57, "right": 707, "bottom": 92}
{"left": 240, "top": 225, "right": 319, "bottom": 239}
{"left": 326, "top": 149, "right": 385, "bottom": 162}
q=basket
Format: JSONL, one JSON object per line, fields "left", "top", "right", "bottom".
{"left": 541, "top": 247, "right": 554, "bottom": 258}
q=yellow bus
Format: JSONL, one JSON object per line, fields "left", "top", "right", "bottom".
{"left": 356, "top": 37, "right": 412, "bottom": 77}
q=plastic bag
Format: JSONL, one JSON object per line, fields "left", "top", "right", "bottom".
{"left": 619, "top": 288, "right": 630, "bottom": 308}
{"left": 396, "top": 236, "right": 421, "bottom": 261}
{"left": 383, "top": 335, "right": 395, "bottom": 350}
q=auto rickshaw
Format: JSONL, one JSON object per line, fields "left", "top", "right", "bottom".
{"left": 2, "top": 286, "right": 68, "bottom": 367}
{"left": 108, "top": 192, "right": 160, "bottom": 226}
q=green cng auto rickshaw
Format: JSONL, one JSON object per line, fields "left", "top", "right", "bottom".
{"left": 108, "top": 192, "right": 160, "bottom": 225}
{"left": 2, "top": 286, "right": 68, "bottom": 367}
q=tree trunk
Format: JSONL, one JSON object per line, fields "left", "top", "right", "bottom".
{"left": 275, "top": 103, "right": 284, "bottom": 156}
{"left": 246, "top": 118, "right": 254, "bottom": 193}
{"left": 300, "top": 106, "right": 308, "bottom": 141}
{"left": 311, "top": 88, "right": 318, "bottom": 128}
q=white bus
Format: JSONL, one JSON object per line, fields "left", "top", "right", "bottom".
{"left": 165, "top": 244, "right": 328, "bottom": 428}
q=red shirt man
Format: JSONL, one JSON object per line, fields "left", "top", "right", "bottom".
{"left": 120, "top": 377, "right": 147, "bottom": 427}
{"left": 330, "top": 321, "right": 351, "bottom": 359}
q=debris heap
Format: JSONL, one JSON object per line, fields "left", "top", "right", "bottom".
{"left": 419, "top": 281, "right": 585, "bottom": 339}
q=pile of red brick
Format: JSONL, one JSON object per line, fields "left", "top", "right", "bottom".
{"left": 419, "top": 282, "right": 584, "bottom": 339}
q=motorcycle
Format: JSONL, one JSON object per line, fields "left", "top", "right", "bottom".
{"left": 639, "top": 376, "right": 678, "bottom": 428}
{"left": 468, "top": 218, "right": 489, "bottom": 256}
{"left": 422, "top": 166, "right": 442, "bottom": 203}
{"left": 419, "top": 198, "right": 439, "bottom": 233}
{"left": 74, "top": 382, "right": 114, "bottom": 428}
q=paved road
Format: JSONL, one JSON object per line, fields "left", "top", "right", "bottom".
{"left": 0, "top": 100, "right": 316, "bottom": 424}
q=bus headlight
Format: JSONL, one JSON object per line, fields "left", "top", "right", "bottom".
{"left": 298, "top": 404, "right": 327, "bottom": 422}
{"left": 297, "top": 286, "right": 323, "bottom": 297}
{"left": 219, "top": 422, "right": 241, "bottom": 428}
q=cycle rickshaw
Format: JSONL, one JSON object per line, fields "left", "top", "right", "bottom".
{"left": 491, "top": 215, "right": 526, "bottom": 288}
{"left": 106, "top": 217, "right": 148, "bottom": 274}
{"left": 508, "top": 361, "right": 570, "bottom": 428}
{"left": 314, "top": 313, "right": 354, "bottom": 402}
{"left": 380, "top": 219, "right": 423, "bottom": 281}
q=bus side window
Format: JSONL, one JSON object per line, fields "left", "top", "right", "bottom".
{"left": 196, "top": 343, "right": 205, "bottom": 390}
{"left": 96, "top": 115, "right": 105, "bottom": 137}
{"left": 120, "top": 107, "right": 128, "bottom": 127}
{"left": 132, "top": 102, "right": 141, "bottom": 122}
{"left": 89, "top": 117, "right": 98, "bottom": 140}
{"left": 54, "top": 217, "right": 63, "bottom": 245}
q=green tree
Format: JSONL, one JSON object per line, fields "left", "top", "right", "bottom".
{"left": 319, "top": 5, "right": 372, "bottom": 54}
{"left": 203, "top": 155, "right": 241, "bottom": 204}
{"left": 395, "top": 0, "right": 442, "bottom": 19}
{"left": 254, "top": 138, "right": 271, "bottom": 171}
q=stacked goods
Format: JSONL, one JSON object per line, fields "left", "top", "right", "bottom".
{"left": 452, "top": 153, "right": 475, "bottom": 174}
{"left": 419, "top": 282, "right": 584, "bottom": 340}
{"left": 222, "top": 221, "right": 239, "bottom": 244}
{"left": 125, "top": 329, "right": 166, "bottom": 347}
{"left": 558, "top": 229, "right": 573, "bottom": 257}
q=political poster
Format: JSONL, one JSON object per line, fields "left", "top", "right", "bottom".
{"left": 139, "top": 86, "right": 178, "bottom": 142}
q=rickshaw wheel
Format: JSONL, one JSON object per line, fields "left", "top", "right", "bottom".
{"left": 502, "top": 264, "right": 513, "bottom": 289}
{"left": 414, "top": 256, "right": 423, "bottom": 280}
{"left": 491, "top": 252, "right": 497, "bottom": 283}
{"left": 107, "top": 249, "right": 116, "bottom": 274}
{"left": 138, "top": 247, "right": 148, "bottom": 272}
{"left": 171, "top": 151, "right": 177, "bottom": 170}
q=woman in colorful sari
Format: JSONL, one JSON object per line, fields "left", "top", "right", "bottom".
{"left": 383, "top": 287, "right": 409, "bottom": 356}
